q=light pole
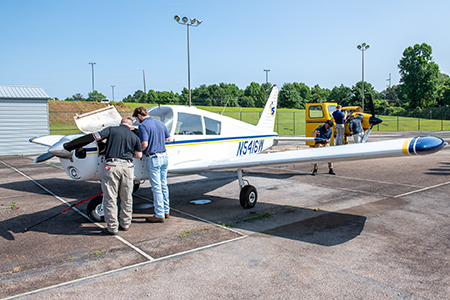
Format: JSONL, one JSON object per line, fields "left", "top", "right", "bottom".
{"left": 89, "top": 62, "right": 96, "bottom": 101}
{"left": 357, "top": 43, "right": 369, "bottom": 111}
{"left": 174, "top": 15, "right": 202, "bottom": 107}
{"left": 264, "top": 69, "right": 270, "bottom": 84}
{"left": 111, "top": 85, "right": 115, "bottom": 102}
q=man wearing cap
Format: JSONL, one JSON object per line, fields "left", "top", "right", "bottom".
{"left": 94, "top": 117, "right": 142, "bottom": 235}
{"left": 133, "top": 107, "right": 171, "bottom": 223}
{"left": 311, "top": 120, "right": 335, "bottom": 176}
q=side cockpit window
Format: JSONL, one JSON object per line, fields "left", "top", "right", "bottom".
{"left": 204, "top": 117, "right": 221, "bottom": 135}
{"left": 148, "top": 107, "right": 174, "bottom": 133}
{"left": 175, "top": 113, "right": 203, "bottom": 135}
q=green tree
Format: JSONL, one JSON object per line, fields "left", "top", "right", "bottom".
{"left": 278, "top": 83, "right": 302, "bottom": 108}
{"left": 244, "top": 82, "right": 265, "bottom": 107}
{"left": 398, "top": 42, "right": 439, "bottom": 108}
{"left": 239, "top": 95, "right": 255, "bottom": 107}
{"left": 439, "top": 77, "right": 450, "bottom": 106}
{"left": 351, "top": 81, "right": 375, "bottom": 108}
{"left": 310, "top": 84, "right": 330, "bottom": 103}
{"left": 327, "top": 84, "right": 352, "bottom": 106}
{"left": 87, "top": 90, "right": 106, "bottom": 102}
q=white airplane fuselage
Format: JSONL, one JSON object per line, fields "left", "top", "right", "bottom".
{"left": 60, "top": 105, "right": 278, "bottom": 182}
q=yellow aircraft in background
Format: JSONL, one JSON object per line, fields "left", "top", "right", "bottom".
{"left": 305, "top": 95, "right": 382, "bottom": 146}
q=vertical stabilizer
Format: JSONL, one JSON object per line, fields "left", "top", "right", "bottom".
{"left": 257, "top": 85, "right": 278, "bottom": 132}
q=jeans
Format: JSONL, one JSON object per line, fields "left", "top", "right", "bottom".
{"left": 147, "top": 153, "right": 169, "bottom": 218}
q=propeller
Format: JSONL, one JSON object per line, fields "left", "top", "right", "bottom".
{"left": 362, "top": 93, "right": 383, "bottom": 143}
{"left": 34, "top": 152, "right": 54, "bottom": 163}
{"left": 63, "top": 134, "right": 95, "bottom": 151}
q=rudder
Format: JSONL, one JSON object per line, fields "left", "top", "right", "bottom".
{"left": 256, "top": 85, "right": 278, "bottom": 132}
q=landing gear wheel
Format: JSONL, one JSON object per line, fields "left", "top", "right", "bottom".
{"left": 133, "top": 180, "right": 140, "bottom": 193}
{"left": 87, "top": 195, "right": 104, "bottom": 222}
{"left": 240, "top": 185, "right": 257, "bottom": 209}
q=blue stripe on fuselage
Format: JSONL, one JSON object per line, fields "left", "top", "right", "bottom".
{"left": 166, "top": 134, "right": 277, "bottom": 146}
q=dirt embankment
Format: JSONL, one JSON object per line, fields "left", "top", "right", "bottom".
{"left": 48, "top": 101, "right": 134, "bottom": 127}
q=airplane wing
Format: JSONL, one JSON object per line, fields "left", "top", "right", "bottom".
{"left": 274, "top": 137, "right": 315, "bottom": 142}
{"left": 169, "top": 136, "right": 446, "bottom": 174}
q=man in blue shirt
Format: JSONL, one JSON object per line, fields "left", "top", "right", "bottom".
{"left": 332, "top": 105, "right": 347, "bottom": 146}
{"left": 311, "top": 120, "right": 335, "bottom": 176}
{"left": 348, "top": 113, "right": 365, "bottom": 143}
{"left": 133, "top": 107, "right": 171, "bottom": 223}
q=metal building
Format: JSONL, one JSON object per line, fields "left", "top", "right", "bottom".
{"left": 0, "top": 86, "right": 51, "bottom": 156}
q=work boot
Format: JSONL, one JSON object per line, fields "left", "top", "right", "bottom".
{"left": 328, "top": 168, "right": 336, "bottom": 175}
{"left": 311, "top": 169, "right": 318, "bottom": 176}
{"left": 165, "top": 213, "right": 170, "bottom": 219}
{"left": 146, "top": 216, "right": 165, "bottom": 223}
{"left": 103, "top": 228, "right": 118, "bottom": 235}
{"left": 119, "top": 225, "right": 129, "bottom": 231}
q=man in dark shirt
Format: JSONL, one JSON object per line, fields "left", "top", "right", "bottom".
{"left": 133, "top": 107, "right": 171, "bottom": 223}
{"left": 332, "top": 105, "right": 347, "bottom": 146}
{"left": 311, "top": 120, "right": 335, "bottom": 176}
{"left": 94, "top": 117, "right": 142, "bottom": 235}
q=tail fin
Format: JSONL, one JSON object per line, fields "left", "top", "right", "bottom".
{"left": 257, "top": 85, "right": 278, "bottom": 132}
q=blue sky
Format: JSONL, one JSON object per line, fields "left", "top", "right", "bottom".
{"left": 1, "top": 0, "right": 449, "bottom": 101}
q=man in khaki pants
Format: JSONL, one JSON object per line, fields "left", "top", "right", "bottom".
{"left": 94, "top": 118, "right": 142, "bottom": 235}
{"left": 311, "top": 120, "right": 335, "bottom": 176}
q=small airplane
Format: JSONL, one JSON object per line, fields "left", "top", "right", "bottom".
{"left": 30, "top": 85, "right": 447, "bottom": 221}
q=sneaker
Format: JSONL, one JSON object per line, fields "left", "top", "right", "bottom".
{"left": 328, "top": 169, "right": 336, "bottom": 175}
{"left": 146, "top": 216, "right": 165, "bottom": 223}
{"left": 311, "top": 169, "right": 318, "bottom": 176}
{"left": 103, "top": 228, "right": 118, "bottom": 235}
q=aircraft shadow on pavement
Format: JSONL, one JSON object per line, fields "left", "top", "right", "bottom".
{"left": 1, "top": 173, "right": 366, "bottom": 247}
{"left": 424, "top": 162, "right": 450, "bottom": 176}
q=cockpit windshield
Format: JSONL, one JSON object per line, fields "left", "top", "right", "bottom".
{"left": 147, "top": 107, "right": 174, "bottom": 133}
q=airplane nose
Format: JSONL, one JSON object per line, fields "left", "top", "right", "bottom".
{"left": 412, "top": 136, "right": 447, "bottom": 155}
{"left": 48, "top": 141, "right": 72, "bottom": 158}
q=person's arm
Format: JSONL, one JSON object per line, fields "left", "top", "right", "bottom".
{"left": 141, "top": 141, "right": 148, "bottom": 152}
{"left": 133, "top": 151, "right": 142, "bottom": 159}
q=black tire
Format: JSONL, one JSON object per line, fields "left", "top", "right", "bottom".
{"left": 239, "top": 185, "right": 257, "bottom": 209}
{"left": 133, "top": 180, "right": 140, "bottom": 193}
{"left": 87, "top": 195, "right": 104, "bottom": 222}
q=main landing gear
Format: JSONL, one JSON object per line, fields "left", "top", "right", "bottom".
{"left": 86, "top": 180, "right": 142, "bottom": 222}
{"left": 238, "top": 169, "right": 257, "bottom": 209}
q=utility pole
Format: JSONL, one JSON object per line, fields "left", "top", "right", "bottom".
{"left": 89, "top": 62, "right": 96, "bottom": 101}
{"left": 143, "top": 70, "right": 146, "bottom": 93}
{"left": 264, "top": 69, "right": 270, "bottom": 84}
{"left": 111, "top": 85, "right": 115, "bottom": 102}
{"left": 386, "top": 73, "right": 391, "bottom": 101}
{"left": 357, "top": 43, "right": 369, "bottom": 111}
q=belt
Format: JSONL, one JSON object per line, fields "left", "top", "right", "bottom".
{"left": 146, "top": 151, "right": 165, "bottom": 157}
{"left": 105, "top": 158, "right": 132, "bottom": 163}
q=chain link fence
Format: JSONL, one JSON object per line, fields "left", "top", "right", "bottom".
{"left": 49, "top": 109, "right": 450, "bottom": 136}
